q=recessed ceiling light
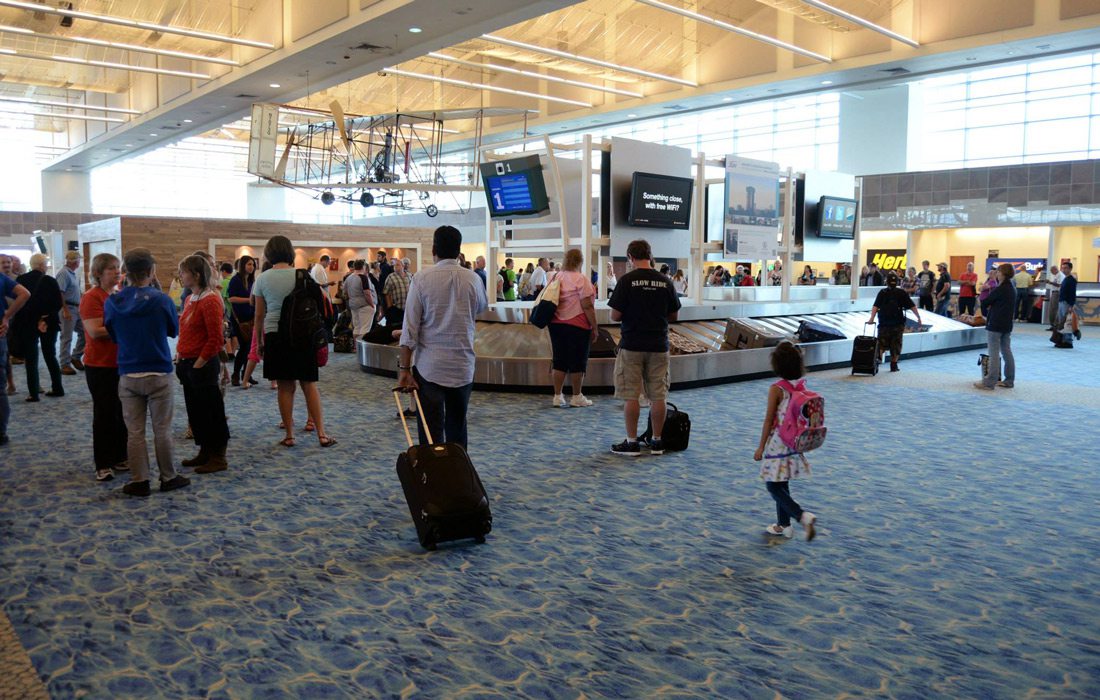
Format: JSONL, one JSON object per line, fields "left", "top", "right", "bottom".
{"left": 124, "top": 143, "right": 132, "bottom": 147}
{"left": 269, "top": 83, "right": 281, "bottom": 88}
{"left": 408, "top": 27, "right": 422, "bottom": 33}
{"left": 149, "top": 133, "right": 157, "bottom": 137}
{"left": 183, "top": 118, "right": 192, "bottom": 123}
{"left": 722, "top": 97, "right": 733, "bottom": 102}
{"left": 1006, "top": 50, "right": 1017, "bottom": 56}
{"left": 821, "top": 80, "right": 833, "bottom": 85}
{"left": 627, "top": 113, "right": 637, "bottom": 117}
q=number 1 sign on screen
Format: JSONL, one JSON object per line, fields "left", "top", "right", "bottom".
{"left": 488, "top": 174, "right": 534, "bottom": 213}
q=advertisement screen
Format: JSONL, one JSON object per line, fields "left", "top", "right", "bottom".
{"left": 627, "top": 172, "right": 693, "bottom": 229}
{"left": 818, "top": 196, "right": 858, "bottom": 238}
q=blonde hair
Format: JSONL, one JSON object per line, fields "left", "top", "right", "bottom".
{"left": 563, "top": 248, "right": 583, "bottom": 272}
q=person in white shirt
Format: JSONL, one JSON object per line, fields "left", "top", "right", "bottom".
{"left": 310, "top": 255, "right": 334, "bottom": 299}
{"left": 1044, "top": 264, "right": 1065, "bottom": 330}
{"left": 529, "top": 258, "right": 549, "bottom": 299}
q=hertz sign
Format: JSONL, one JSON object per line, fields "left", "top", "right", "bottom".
{"left": 866, "top": 248, "right": 907, "bottom": 272}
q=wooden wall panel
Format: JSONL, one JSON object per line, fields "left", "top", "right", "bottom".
{"left": 115, "top": 216, "right": 436, "bottom": 287}
{"left": 1062, "top": 0, "right": 1100, "bottom": 19}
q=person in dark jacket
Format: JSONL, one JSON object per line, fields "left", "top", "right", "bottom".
{"left": 13, "top": 253, "right": 64, "bottom": 401}
{"left": 975, "top": 263, "right": 1016, "bottom": 390}
{"left": 868, "top": 272, "right": 920, "bottom": 372}
{"left": 1056, "top": 261, "right": 1080, "bottom": 346}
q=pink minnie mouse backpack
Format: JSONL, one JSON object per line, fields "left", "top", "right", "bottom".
{"left": 775, "top": 379, "right": 827, "bottom": 452}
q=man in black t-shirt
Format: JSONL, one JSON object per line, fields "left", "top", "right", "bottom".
{"left": 933, "top": 262, "right": 952, "bottom": 317}
{"left": 868, "top": 272, "right": 920, "bottom": 372}
{"left": 916, "top": 260, "right": 935, "bottom": 312}
{"left": 607, "top": 239, "right": 682, "bottom": 456}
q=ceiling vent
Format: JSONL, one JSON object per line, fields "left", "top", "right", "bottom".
{"left": 160, "top": 124, "right": 180, "bottom": 130}
{"left": 662, "top": 104, "right": 687, "bottom": 110}
{"left": 234, "top": 93, "right": 258, "bottom": 99}
{"left": 879, "top": 67, "right": 910, "bottom": 75}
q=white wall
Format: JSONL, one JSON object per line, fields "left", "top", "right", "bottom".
{"left": 41, "top": 171, "right": 92, "bottom": 214}
{"left": 838, "top": 85, "right": 910, "bottom": 176}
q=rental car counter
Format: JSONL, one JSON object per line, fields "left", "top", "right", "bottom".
{"left": 359, "top": 286, "right": 986, "bottom": 392}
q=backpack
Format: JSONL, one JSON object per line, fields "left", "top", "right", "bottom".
{"left": 775, "top": 379, "right": 827, "bottom": 453}
{"left": 499, "top": 268, "right": 513, "bottom": 293}
{"left": 279, "top": 269, "right": 327, "bottom": 351}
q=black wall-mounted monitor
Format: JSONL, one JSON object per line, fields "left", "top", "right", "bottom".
{"left": 817, "top": 196, "right": 858, "bottom": 239}
{"left": 33, "top": 234, "right": 47, "bottom": 254}
{"left": 627, "top": 172, "right": 693, "bottom": 230}
{"left": 479, "top": 154, "right": 551, "bottom": 219}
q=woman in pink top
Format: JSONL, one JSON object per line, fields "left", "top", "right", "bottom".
{"left": 548, "top": 249, "right": 599, "bottom": 408}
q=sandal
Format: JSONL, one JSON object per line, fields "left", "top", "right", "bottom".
{"left": 318, "top": 435, "right": 337, "bottom": 448}
{"left": 278, "top": 421, "right": 286, "bottom": 430}
{"left": 279, "top": 437, "right": 295, "bottom": 447}
{"left": 304, "top": 419, "right": 316, "bottom": 432}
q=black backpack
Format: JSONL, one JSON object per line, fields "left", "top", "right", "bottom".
{"left": 279, "top": 269, "right": 327, "bottom": 351}
{"left": 640, "top": 402, "right": 691, "bottom": 451}
{"left": 499, "top": 268, "right": 513, "bottom": 293}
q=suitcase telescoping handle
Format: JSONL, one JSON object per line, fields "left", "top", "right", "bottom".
{"left": 393, "top": 388, "right": 432, "bottom": 447}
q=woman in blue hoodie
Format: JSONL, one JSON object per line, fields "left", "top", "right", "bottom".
{"left": 105, "top": 249, "right": 190, "bottom": 497}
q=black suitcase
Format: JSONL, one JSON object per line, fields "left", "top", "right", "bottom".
{"left": 852, "top": 322, "right": 879, "bottom": 375}
{"left": 639, "top": 402, "right": 691, "bottom": 451}
{"left": 797, "top": 319, "right": 846, "bottom": 343}
{"left": 393, "top": 390, "right": 492, "bottom": 551}
{"left": 588, "top": 327, "right": 618, "bottom": 358}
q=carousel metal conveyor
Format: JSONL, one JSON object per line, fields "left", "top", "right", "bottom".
{"left": 358, "top": 301, "right": 986, "bottom": 393}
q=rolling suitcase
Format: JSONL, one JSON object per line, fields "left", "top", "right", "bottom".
{"left": 851, "top": 322, "right": 879, "bottom": 375}
{"left": 393, "top": 390, "right": 492, "bottom": 551}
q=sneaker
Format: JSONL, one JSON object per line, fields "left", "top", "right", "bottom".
{"left": 889, "top": 361, "right": 899, "bottom": 372}
{"left": 71, "top": 358, "right": 85, "bottom": 371}
{"left": 95, "top": 468, "right": 114, "bottom": 482}
{"left": 765, "top": 524, "right": 794, "bottom": 538}
{"left": 60, "top": 365, "right": 77, "bottom": 376}
{"left": 973, "top": 382, "right": 994, "bottom": 391}
{"left": 800, "top": 512, "right": 817, "bottom": 541}
{"left": 610, "top": 439, "right": 641, "bottom": 456}
{"left": 0, "top": 434, "right": 7, "bottom": 446}
{"left": 402, "top": 408, "right": 418, "bottom": 418}
{"left": 122, "top": 480, "right": 150, "bottom": 497}
{"left": 569, "top": 394, "right": 593, "bottom": 408}
{"left": 996, "top": 381, "right": 1014, "bottom": 388}
{"left": 1074, "top": 329, "right": 1082, "bottom": 340}
{"left": 160, "top": 475, "right": 191, "bottom": 492}
{"left": 113, "top": 461, "right": 129, "bottom": 472}
{"left": 647, "top": 437, "right": 665, "bottom": 455}
{"left": 552, "top": 394, "right": 567, "bottom": 408}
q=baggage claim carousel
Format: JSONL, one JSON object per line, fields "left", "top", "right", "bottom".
{"left": 358, "top": 297, "right": 986, "bottom": 393}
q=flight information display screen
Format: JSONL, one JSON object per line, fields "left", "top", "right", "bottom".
{"left": 478, "top": 154, "right": 550, "bottom": 218}
{"left": 486, "top": 173, "right": 534, "bottom": 214}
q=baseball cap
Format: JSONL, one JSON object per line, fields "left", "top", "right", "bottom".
{"left": 65, "top": 250, "right": 81, "bottom": 262}
{"left": 936, "top": 262, "right": 947, "bottom": 269}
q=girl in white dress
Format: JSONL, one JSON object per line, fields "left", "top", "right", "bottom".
{"left": 753, "top": 341, "right": 817, "bottom": 540}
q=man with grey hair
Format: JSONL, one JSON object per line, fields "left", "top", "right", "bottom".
{"left": 105, "top": 248, "right": 189, "bottom": 496}
{"left": 14, "top": 253, "right": 65, "bottom": 400}
{"left": 57, "top": 250, "right": 86, "bottom": 375}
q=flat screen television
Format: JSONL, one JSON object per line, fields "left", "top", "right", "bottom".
{"left": 479, "top": 154, "right": 551, "bottom": 219}
{"left": 627, "top": 172, "right": 693, "bottom": 230}
{"left": 817, "top": 196, "right": 858, "bottom": 239}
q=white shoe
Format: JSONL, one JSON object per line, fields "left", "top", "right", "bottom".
{"left": 552, "top": 394, "right": 567, "bottom": 408}
{"left": 569, "top": 394, "right": 593, "bottom": 407}
{"left": 800, "top": 512, "right": 817, "bottom": 541}
{"left": 765, "top": 524, "right": 794, "bottom": 538}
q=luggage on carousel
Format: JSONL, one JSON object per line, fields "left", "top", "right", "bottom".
{"left": 393, "top": 390, "right": 492, "bottom": 551}
{"left": 796, "top": 319, "right": 846, "bottom": 344}
{"left": 725, "top": 318, "right": 787, "bottom": 349}
{"left": 851, "top": 323, "right": 879, "bottom": 376}
{"left": 588, "top": 327, "right": 618, "bottom": 358}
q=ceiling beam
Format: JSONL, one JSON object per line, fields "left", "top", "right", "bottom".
{"left": 0, "top": 24, "right": 240, "bottom": 66}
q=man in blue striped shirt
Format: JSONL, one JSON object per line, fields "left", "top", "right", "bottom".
{"left": 397, "top": 226, "right": 488, "bottom": 449}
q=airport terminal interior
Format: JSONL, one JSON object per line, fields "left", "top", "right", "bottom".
{"left": 1, "top": 0, "right": 1099, "bottom": 697}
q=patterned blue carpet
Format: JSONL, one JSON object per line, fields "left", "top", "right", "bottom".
{"left": 2, "top": 325, "right": 1099, "bottom": 698}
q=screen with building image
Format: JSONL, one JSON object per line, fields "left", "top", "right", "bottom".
{"left": 817, "top": 196, "right": 858, "bottom": 238}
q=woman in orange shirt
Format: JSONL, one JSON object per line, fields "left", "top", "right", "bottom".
{"left": 176, "top": 255, "right": 231, "bottom": 473}
{"left": 81, "top": 253, "right": 128, "bottom": 482}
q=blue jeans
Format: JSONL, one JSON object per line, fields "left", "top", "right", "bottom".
{"left": 983, "top": 330, "right": 1015, "bottom": 387}
{"left": 766, "top": 481, "right": 804, "bottom": 528}
{"left": 934, "top": 297, "right": 950, "bottom": 317}
{"left": 412, "top": 367, "right": 473, "bottom": 450}
{"left": 0, "top": 336, "right": 8, "bottom": 438}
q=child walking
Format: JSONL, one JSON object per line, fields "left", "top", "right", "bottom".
{"left": 753, "top": 341, "right": 817, "bottom": 540}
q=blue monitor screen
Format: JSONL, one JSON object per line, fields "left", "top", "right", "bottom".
{"left": 817, "top": 195, "right": 858, "bottom": 238}
{"left": 486, "top": 173, "right": 534, "bottom": 214}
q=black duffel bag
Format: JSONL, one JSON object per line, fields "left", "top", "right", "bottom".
{"left": 797, "top": 319, "right": 846, "bottom": 343}
{"left": 639, "top": 402, "right": 691, "bottom": 452}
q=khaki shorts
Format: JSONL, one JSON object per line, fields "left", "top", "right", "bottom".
{"left": 614, "top": 349, "right": 671, "bottom": 402}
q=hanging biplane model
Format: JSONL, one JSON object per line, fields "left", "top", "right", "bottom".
{"left": 246, "top": 102, "right": 533, "bottom": 216}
